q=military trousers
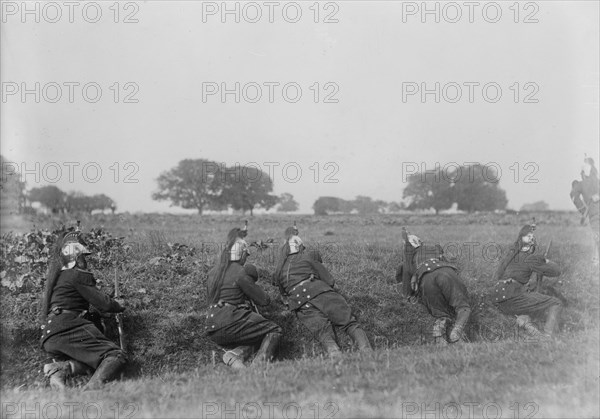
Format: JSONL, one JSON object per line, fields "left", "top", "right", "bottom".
{"left": 420, "top": 267, "right": 471, "bottom": 319}
{"left": 496, "top": 291, "right": 562, "bottom": 317}
{"left": 43, "top": 323, "right": 125, "bottom": 370}
{"left": 295, "top": 291, "right": 358, "bottom": 341}
{"left": 207, "top": 306, "right": 281, "bottom": 349}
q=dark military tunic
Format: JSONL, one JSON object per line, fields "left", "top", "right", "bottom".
{"left": 581, "top": 173, "right": 600, "bottom": 257}
{"left": 275, "top": 252, "right": 357, "bottom": 336}
{"left": 41, "top": 268, "right": 124, "bottom": 370}
{"left": 406, "top": 245, "right": 470, "bottom": 319}
{"left": 493, "top": 251, "right": 561, "bottom": 316}
{"left": 206, "top": 262, "right": 280, "bottom": 347}
{"left": 571, "top": 181, "right": 588, "bottom": 217}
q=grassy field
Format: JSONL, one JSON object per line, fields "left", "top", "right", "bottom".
{"left": 1, "top": 212, "right": 599, "bottom": 418}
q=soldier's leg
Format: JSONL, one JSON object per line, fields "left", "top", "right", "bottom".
{"left": 435, "top": 269, "right": 472, "bottom": 343}
{"left": 421, "top": 272, "right": 461, "bottom": 345}
{"left": 345, "top": 324, "right": 373, "bottom": 352}
{"left": 42, "top": 360, "right": 71, "bottom": 391}
{"left": 589, "top": 212, "right": 600, "bottom": 265}
{"left": 209, "top": 310, "right": 282, "bottom": 367}
{"left": 223, "top": 346, "right": 254, "bottom": 369}
{"left": 45, "top": 324, "right": 127, "bottom": 389}
{"left": 449, "top": 308, "right": 471, "bottom": 343}
{"left": 43, "top": 356, "right": 92, "bottom": 390}
{"left": 309, "top": 292, "right": 372, "bottom": 352}
{"left": 432, "top": 317, "right": 450, "bottom": 346}
{"left": 249, "top": 315, "right": 283, "bottom": 365}
{"left": 543, "top": 301, "right": 562, "bottom": 336}
{"left": 295, "top": 303, "right": 342, "bottom": 358}
{"left": 252, "top": 331, "right": 282, "bottom": 364}
{"left": 516, "top": 315, "right": 548, "bottom": 340}
{"left": 500, "top": 293, "right": 561, "bottom": 340}
{"left": 82, "top": 353, "right": 127, "bottom": 391}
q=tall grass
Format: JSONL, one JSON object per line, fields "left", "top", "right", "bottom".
{"left": 1, "top": 212, "right": 598, "bottom": 418}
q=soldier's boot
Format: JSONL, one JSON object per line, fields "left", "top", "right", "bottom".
{"left": 347, "top": 326, "right": 373, "bottom": 352}
{"left": 223, "top": 347, "right": 248, "bottom": 369}
{"left": 318, "top": 329, "right": 343, "bottom": 359}
{"left": 543, "top": 305, "right": 562, "bottom": 337}
{"left": 432, "top": 317, "right": 450, "bottom": 346}
{"left": 252, "top": 332, "right": 282, "bottom": 365}
{"left": 448, "top": 308, "right": 471, "bottom": 343}
{"left": 43, "top": 361, "right": 71, "bottom": 391}
{"left": 69, "top": 360, "right": 89, "bottom": 375}
{"left": 516, "top": 315, "right": 550, "bottom": 341}
{"left": 82, "top": 355, "right": 126, "bottom": 391}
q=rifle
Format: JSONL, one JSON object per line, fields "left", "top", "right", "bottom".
{"left": 114, "top": 266, "right": 126, "bottom": 350}
{"left": 531, "top": 239, "right": 552, "bottom": 293}
{"left": 400, "top": 227, "right": 418, "bottom": 301}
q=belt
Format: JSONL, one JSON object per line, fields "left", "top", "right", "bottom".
{"left": 290, "top": 276, "right": 314, "bottom": 291}
{"left": 212, "top": 301, "right": 250, "bottom": 309}
{"left": 497, "top": 279, "right": 514, "bottom": 285}
{"left": 49, "top": 307, "right": 86, "bottom": 317}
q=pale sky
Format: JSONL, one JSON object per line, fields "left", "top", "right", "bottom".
{"left": 2, "top": 1, "right": 598, "bottom": 213}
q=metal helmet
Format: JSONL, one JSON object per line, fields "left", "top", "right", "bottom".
{"left": 60, "top": 230, "right": 90, "bottom": 270}
{"left": 288, "top": 235, "right": 303, "bottom": 254}
{"left": 407, "top": 234, "right": 422, "bottom": 249}
{"left": 286, "top": 221, "right": 303, "bottom": 255}
{"left": 516, "top": 219, "right": 537, "bottom": 253}
{"left": 230, "top": 238, "right": 249, "bottom": 262}
{"left": 240, "top": 220, "right": 248, "bottom": 238}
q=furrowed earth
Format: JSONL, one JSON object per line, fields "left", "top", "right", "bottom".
{"left": 1, "top": 212, "right": 598, "bottom": 418}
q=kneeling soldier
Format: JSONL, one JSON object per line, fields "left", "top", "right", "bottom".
{"left": 397, "top": 228, "right": 472, "bottom": 345}
{"left": 41, "top": 228, "right": 126, "bottom": 391}
{"left": 492, "top": 223, "right": 562, "bottom": 340}
{"left": 206, "top": 225, "right": 282, "bottom": 368}
{"left": 273, "top": 225, "right": 372, "bottom": 358}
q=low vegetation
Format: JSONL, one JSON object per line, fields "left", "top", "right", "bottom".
{"left": 1, "top": 212, "right": 598, "bottom": 418}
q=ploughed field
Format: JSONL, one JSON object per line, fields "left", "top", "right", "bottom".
{"left": 1, "top": 212, "right": 598, "bottom": 418}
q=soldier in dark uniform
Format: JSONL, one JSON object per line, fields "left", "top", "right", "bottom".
{"left": 397, "top": 228, "right": 471, "bottom": 345}
{"left": 492, "top": 224, "right": 562, "bottom": 339}
{"left": 570, "top": 180, "right": 588, "bottom": 223}
{"left": 273, "top": 226, "right": 372, "bottom": 358}
{"left": 570, "top": 157, "right": 600, "bottom": 265}
{"left": 205, "top": 227, "right": 282, "bottom": 369}
{"left": 41, "top": 230, "right": 126, "bottom": 390}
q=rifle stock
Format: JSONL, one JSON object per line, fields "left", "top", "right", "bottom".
{"left": 114, "top": 267, "right": 126, "bottom": 350}
{"left": 533, "top": 240, "right": 553, "bottom": 292}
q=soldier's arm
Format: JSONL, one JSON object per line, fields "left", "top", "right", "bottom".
{"left": 398, "top": 230, "right": 417, "bottom": 296}
{"left": 74, "top": 272, "right": 124, "bottom": 313}
{"left": 237, "top": 275, "right": 271, "bottom": 306}
{"left": 570, "top": 191, "right": 587, "bottom": 215}
{"left": 492, "top": 249, "right": 516, "bottom": 282}
{"left": 271, "top": 266, "right": 289, "bottom": 297}
{"left": 402, "top": 240, "right": 417, "bottom": 277}
{"left": 395, "top": 265, "right": 403, "bottom": 283}
{"left": 529, "top": 255, "right": 561, "bottom": 278}
{"left": 309, "top": 259, "right": 335, "bottom": 287}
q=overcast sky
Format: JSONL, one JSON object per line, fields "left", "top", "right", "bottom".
{"left": 2, "top": 1, "right": 598, "bottom": 213}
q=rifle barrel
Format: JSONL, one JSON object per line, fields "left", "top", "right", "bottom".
{"left": 544, "top": 240, "right": 553, "bottom": 258}
{"left": 114, "top": 266, "right": 126, "bottom": 350}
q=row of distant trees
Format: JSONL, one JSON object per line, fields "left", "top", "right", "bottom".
{"left": 312, "top": 196, "right": 403, "bottom": 215}
{"left": 3, "top": 155, "right": 548, "bottom": 216}
{"left": 1, "top": 155, "right": 117, "bottom": 215}
{"left": 1, "top": 155, "right": 26, "bottom": 214}
{"left": 402, "top": 164, "right": 508, "bottom": 214}
{"left": 27, "top": 186, "right": 116, "bottom": 214}
{"left": 152, "top": 159, "right": 298, "bottom": 215}
{"left": 313, "top": 164, "right": 509, "bottom": 215}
